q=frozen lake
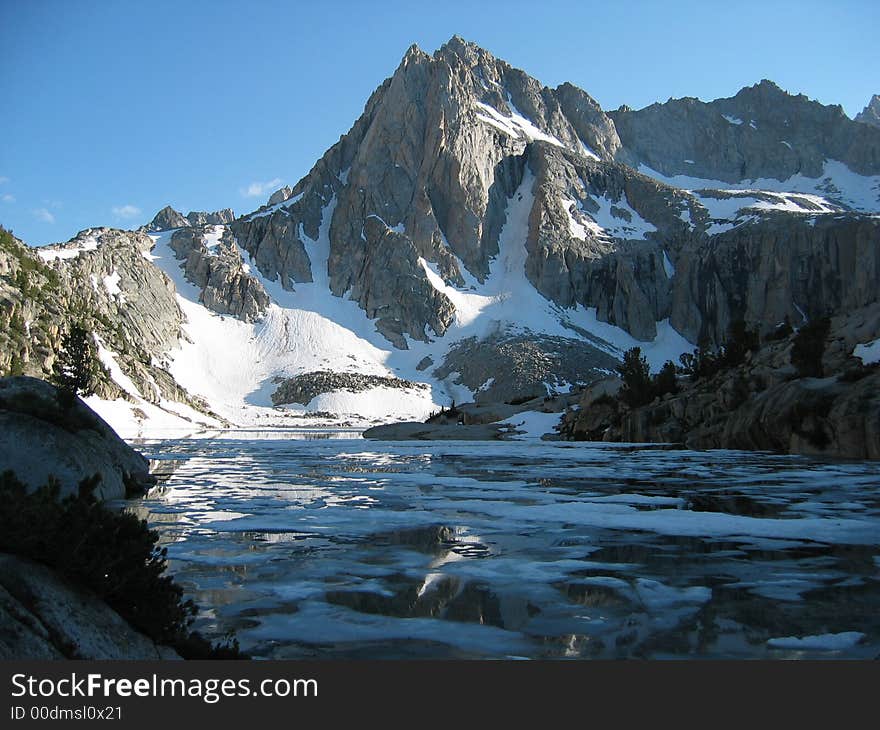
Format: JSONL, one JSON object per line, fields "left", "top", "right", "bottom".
{"left": 131, "top": 435, "right": 880, "bottom": 659}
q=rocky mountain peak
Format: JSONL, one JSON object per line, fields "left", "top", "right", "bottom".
{"left": 855, "top": 94, "right": 880, "bottom": 128}
{"left": 147, "top": 205, "right": 189, "bottom": 231}
{"left": 750, "top": 78, "right": 784, "bottom": 94}
{"left": 437, "top": 34, "right": 483, "bottom": 60}
{"left": 226, "top": 39, "right": 880, "bottom": 363}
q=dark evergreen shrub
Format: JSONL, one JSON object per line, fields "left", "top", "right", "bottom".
{"left": 791, "top": 317, "right": 830, "bottom": 377}
{"left": 618, "top": 347, "right": 653, "bottom": 407}
{"left": 0, "top": 471, "right": 245, "bottom": 658}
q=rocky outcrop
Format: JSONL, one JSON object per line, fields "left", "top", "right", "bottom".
{"left": 0, "top": 554, "right": 179, "bottom": 660}
{"left": 271, "top": 370, "right": 427, "bottom": 406}
{"left": 595, "top": 368, "right": 880, "bottom": 459}
{"left": 147, "top": 205, "right": 189, "bottom": 231}
{"left": 433, "top": 332, "right": 619, "bottom": 404}
{"left": 1, "top": 227, "right": 210, "bottom": 416}
{"left": 147, "top": 207, "right": 236, "bottom": 231}
{"left": 362, "top": 421, "right": 514, "bottom": 441}
{"left": 169, "top": 226, "right": 269, "bottom": 322}
{"left": 611, "top": 80, "right": 880, "bottom": 182}
{"left": 268, "top": 186, "right": 293, "bottom": 206}
{"left": 559, "top": 305, "right": 880, "bottom": 458}
{"left": 0, "top": 376, "right": 153, "bottom": 499}
{"left": 855, "top": 95, "right": 880, "bottom": 128}
{"left": 185, "top": 209, "right": 235, "bottom": 227}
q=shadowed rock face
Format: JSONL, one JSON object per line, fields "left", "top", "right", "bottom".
{"left": 855, "top": 95, "right": 880, "bottom": 129}
{"left": 611, "top": 80, "right": 880, "bottom": 181}
{"left": 670, "top": 214, "right": 880, "bottom": 345}
{"left": 559, "top": 304, "right": 880, "bottom": 459}
{"left": 0, "top": 377, "right": 152, "bottom": 500}
{"left": 433, "top": 333, "right": 619, "bottom": 405}
{"left": 0, "top": 554, "right": 178, "bottom": 659}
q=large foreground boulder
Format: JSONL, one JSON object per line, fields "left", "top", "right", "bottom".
{"left": 0, "top": 376, "right": 152, "bottom": 500}
{"left": 0, "top": 554, "right": 178, "bottom": 659}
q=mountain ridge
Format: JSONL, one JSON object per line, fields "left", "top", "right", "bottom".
{"left": 3, "top": 37, "right": 879, "bottom": 438}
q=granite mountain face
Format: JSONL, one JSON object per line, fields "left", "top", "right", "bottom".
{"left": 2, "top": 37, "right": 879, "bottom": 435}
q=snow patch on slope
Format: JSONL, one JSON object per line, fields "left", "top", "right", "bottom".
{"left": 36, "top": 234, "right": 99, "bottom": 262}
{"left": 85, "top": 336, "right": 223, "bottom": 439}
{"left": 474, "top": 102, "right": 565, "bottom": 148}
{"left": 639, "top": 160, "right": 880, "bottom": 213}
{"left": 419, "top": 170, "right": 692, "bottom": 373}
{"left": 560, "top": 193, "right": 656, "bottom": 242}
{"left": 497, "top": 411, "right": 563, "bottom": 440}
{"left": 100, "top": 173, "right": 692, "bottom": 434}
{"left": 147, "top": 204, "right": 444, "bottom": 428}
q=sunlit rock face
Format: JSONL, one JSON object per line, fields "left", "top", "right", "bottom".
{"left": 4, "top": 37, "right": 879, "bottom": 432}
{"left": 230, "top": 37, "right": 880, "bottom": 355}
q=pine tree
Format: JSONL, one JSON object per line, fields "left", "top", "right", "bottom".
{"left": 617, "top": 347, "right": 653, "bottom": 407}
{"left": 652, "top": 360, "right": 679, "bottom": 398}
{"left": 51, "top": 324, "right": 96, "bottom": 405}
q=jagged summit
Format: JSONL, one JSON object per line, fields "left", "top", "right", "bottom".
{"left": 147, "top": 205, "right": 189, "bottom": 231}
{"left": 146, "top": 206, "right": 235, "bottom": 231}
{"left": 437, "top": 34, "right": 481, "bottom": 55}
{"left": 856, "top": 94, "right": 880, "bottom": 128}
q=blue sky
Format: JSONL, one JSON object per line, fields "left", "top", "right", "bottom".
{"left": 1, "top": 0, "right": 877, "bottom": 246}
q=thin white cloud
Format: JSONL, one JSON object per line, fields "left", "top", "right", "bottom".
{"left": 112, "top": 204, "right": 142, "bottom": 219}
{"left": 240, "top": 177, "right": 283, "bottom": 198}
{"left": 33, "top": 207, "right": 55, "bottom": 224}
{"left": 1, "top": 194, "right": 14, "bottom": 203}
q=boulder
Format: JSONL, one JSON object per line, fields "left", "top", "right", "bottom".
{"left": 0, "top": 553, "right": 179, "bottom": 659}
{"left": 0, "top": 376, "right": 152, "bottom": 500}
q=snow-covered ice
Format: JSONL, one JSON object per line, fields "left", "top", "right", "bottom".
{"left": 135, "top": 436, "right": 880, "bottom": 659}
{"left": 767, "top": 632, "right": 865, "bottom": 651}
